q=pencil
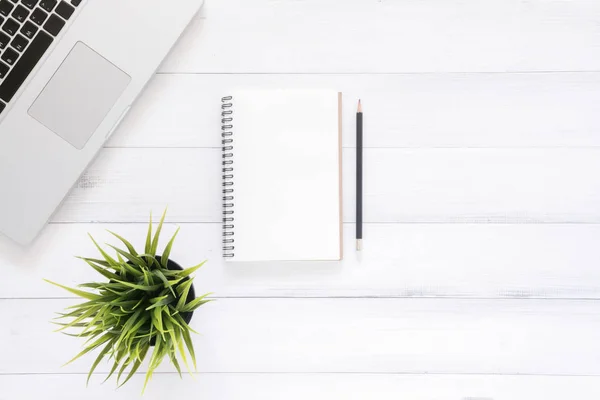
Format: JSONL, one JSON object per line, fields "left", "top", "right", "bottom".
{"left": 356, "top": 99, "right": 363, "bottom": 251}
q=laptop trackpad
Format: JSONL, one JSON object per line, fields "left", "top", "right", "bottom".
{"left": 29, "top": 42, "right": 131, "bottom": 149}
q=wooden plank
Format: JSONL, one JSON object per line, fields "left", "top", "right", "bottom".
{"left": 53, "top": 148, "right": 221, "bottom": 223}
{"left": 108, "top": 73, "right": 600, "bottom": 149}
{"left": 161, "top": 0, "right": 600, "bottom": 73}
{"left": 4, "top": 223, "right": 600, "bottom": 299}
{"left": 2, "top": 374, "right": 600, "bottom": 400}
{"left": 3, "top": 298, "right": 600, "bottom": 375}
{"left": 51, "top": 148, "right": 600, "bottom": 224}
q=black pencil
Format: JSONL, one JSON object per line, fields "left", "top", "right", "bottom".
{"left": 356, "top": 100, "right": 363, "bottom": 251}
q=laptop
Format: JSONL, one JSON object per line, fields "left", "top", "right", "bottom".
{"left": 0, "top": 0, "right": 204, "bottom": 245}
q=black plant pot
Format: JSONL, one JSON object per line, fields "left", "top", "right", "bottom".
{"left": 149, "top": 256, "right": 196, "bottom": 346}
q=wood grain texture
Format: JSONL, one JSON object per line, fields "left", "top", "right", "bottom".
{"left": 108, "top": 73, "right": 600, "bottom": 149}
{"left": 3, "top": 223, "right": 600, "bottom": 299}
{"left": 160, "top": 0, "right": 600, "bottom": 73}
{"left": 50, "top": 148, "right": 600, "bottom": 223}
{"left": 3, "top": 298, "right": 600, "bottom": 375}
{"left": 5, "top": 0, "right": 600, "bottom": 396}
{"left": 2, "top": 374, "right": 600, "bottom": 400}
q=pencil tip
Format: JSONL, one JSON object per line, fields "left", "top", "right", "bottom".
{"left": 357, "top": 99, "right": 362, "bottom": 113}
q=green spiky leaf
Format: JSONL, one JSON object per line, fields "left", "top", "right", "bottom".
{"left": 181, "top": 293, "right": 213, "bottom": 313}
{"left": 145, "top": 212, "right": 153, "bottom": 255}
{"left": 45, "top": 280, "right": 101, "bottom": 301}
{"left": 153, "top": 269, "right": 177, "bottom": 297}
{"left": 164, "top": 260, "right": 206, "bottom": 279}
{"left": 175, "top": 280, "right": 194, "bottom": 311}
{"left": 161, "top": 227, "right": 180, "bottom": 268}
{"left": 119, "top": 343, "right": 150, "bottom": 388}
{"left": 107, "top": 230, "right": 139, "bottom": 257}
{"left": 107, "top": 245, "right": 146, "bottom": 269}
{"left": 86, "top": 337, "right": 115, "bottom": 385}
{"left": 150, "top": 208, "right": 167, "bottom": 256}
{"left": 77, "top": 258, "right": 120, "bottom": 281}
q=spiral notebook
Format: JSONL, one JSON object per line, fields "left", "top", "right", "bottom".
{"left": 221, "top": 90, "right": 343, "bottom": 262}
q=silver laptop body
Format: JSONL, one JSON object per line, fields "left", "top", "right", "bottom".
{"left": 0, "top": 0, "right": 204, "bottom": 244}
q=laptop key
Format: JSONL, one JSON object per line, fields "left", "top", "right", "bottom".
{"left": 11, "top": 34, "right": 27, "bottom": 51}
{"left": 20, "top": 20, "right": 37, "bottom": 38}
{"left": 0, "top": 0, "right": 14, "bottom": 16}
{"left": 21, "top": 0, "right": 38, "bottom": 9}
{"left": 0, "top": 30, "right": 52, "bottom": 102}
{"left": 2, "top": 17, "right": 18, "bottom": 35}
{"left": 39, "top": 0, "right": 55, "bottom": 12}
{"left": 0, "top": 32, "right": 9, "bottom": 49}
{"left": 1, "top": 47, "right": 18, "bottom": 65}
{"left": 30, "top": 7, "right": 46, "bottom": 25}
{"left": 43, "top": 13, "right": 63, "bottom": 35}
{"left": 12, "top": 4, "right": 28, "bottom": 22}
{"left": 0, "top": 101, "right": 5, "bottom": 114}
{"left": 70, "top": 0, "right": 79, "bottom": 5}
{"left": 0, "top": 62, "right": 8, "bottom": 78}
{"left": 54, "top": 1, "right": 72, "bottom": 19}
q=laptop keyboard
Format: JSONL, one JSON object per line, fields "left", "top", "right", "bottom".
{"left": 0, "top": 0, "right": 81, "bottom": 114}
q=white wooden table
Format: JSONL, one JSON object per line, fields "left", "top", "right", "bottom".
{"left": 3, "top": 0, "right": 600, "bottom": 398}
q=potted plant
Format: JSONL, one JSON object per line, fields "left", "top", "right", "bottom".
{"left": 45, "top": 210, "right": 212, "bottom": 392}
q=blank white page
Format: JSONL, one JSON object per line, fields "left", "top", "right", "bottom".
{"left": 227, "top": 90, "right": 342, "bottom": 262}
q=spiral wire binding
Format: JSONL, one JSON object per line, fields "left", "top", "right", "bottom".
{"left": 221, "top": 96, "right": 235, "bottom": 258}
